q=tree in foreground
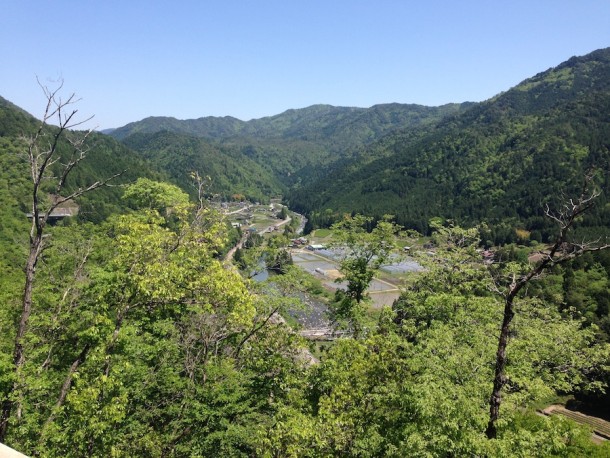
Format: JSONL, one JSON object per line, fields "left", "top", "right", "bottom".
{"left": 486, "top": 173, "right": 610, "bottom": 439}
{"left": 0, "top": 176, "right": 310, "bottom": 456}
{"left": 0, "top": 81, "right": 119, "bottom": 441}
{"left": 311, "top": 222, "right": 610, "bottom": 456}
{"left": 265, "top": 233, "right": 294, "bottom": 274}
{"left": 330, "top": 214, "right": 399, "bottom": 334}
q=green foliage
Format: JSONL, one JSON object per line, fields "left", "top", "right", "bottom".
{"left": 122, "top": 131, "right": 283, "bottom": 203}
{"left": 259, "top": 225, "right": 610, "bottom": 457}
{"left": 278, "top": 205, "right": 288, "bottom": 220}
{"left": 289, "top": 48, "right": 610, "bottom": 243}
{"left": 328, "top": 215, "right": 400, "bottom": 331}
{"left": 1, "top": 178, "right": 608, "bottom": 456}
{"left": 3, "top": 50, "right": 610, "bottom": 456}
{"left": 265, "top": 248, "right": 293, "bottom": 275}
{"left": 122, "top": 177, "right": 191, "bottom": 213}
{"left": 0, "top": 180, "right": 313, "bottom": 456}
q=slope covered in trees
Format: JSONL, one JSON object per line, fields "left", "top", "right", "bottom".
{"left": 2, "top": 49, "right": 610, "bottom": 457}
{"left": 121, "top": 131, "right": 283, "bottom": 203}
{"left": 109, "top": 103, "right": 471, "bottom": 188}
{"left": 288, "top": 48, "right": 610, "bottom": 242}
{"left": 0, "top": 95, "right": 162, "bottom": 224}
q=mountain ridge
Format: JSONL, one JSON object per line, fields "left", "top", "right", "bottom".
{"left": 121, "top": 130, "right": 283, "bottom": 202}
{"left": 108, "top": 102, "right": 472, "bottom": 190}
{"left": 5, "top": 47, "right": 610, "bottom": 243}
{"left": 288, "top": 47, "right": 610, "bottom": 241}
{"left": 108, "top": 102, "right": 472, "bottom": 141}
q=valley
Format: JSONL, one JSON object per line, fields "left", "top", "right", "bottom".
{"left": 1, "top": 47, "right": 610, "bottom": 456}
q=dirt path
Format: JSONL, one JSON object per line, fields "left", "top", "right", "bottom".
{"left": 224, "top": 216, "right": 291, "bottom": 262}
{"left": 224, "top": 233, "right": 248, "bottom": 262}
{"left": 224, "top": 204, "right": 251, "bottom": 215}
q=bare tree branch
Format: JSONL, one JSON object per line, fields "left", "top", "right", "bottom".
{"left": 486, "top": 171, "right": 609, "bottom": 439}
{"left": 0, "top": 80, "right": 120, "bottom": 441}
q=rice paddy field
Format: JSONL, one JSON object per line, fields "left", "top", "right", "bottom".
{"left": 290, "top": 247, "right": 420, "bottom": 309}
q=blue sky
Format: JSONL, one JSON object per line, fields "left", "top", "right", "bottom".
{"left": 2, "top": 1, "right": 610, "bottom": 129}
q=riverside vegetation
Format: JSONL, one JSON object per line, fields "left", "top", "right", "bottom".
{"left": 0, "top": 49, "right": 609, "bottom": 456}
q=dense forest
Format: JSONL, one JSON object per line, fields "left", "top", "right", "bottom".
{"left": 106, "top": 49, "right": 610, "bottom": 244}
{"left": 121, "top": 131, "right": 283, "bottom": 203}
{"left": 289, "top": 49, "right": 610, "bottom": 242}
{"left": 0, "top": 49, "right": 610, "bottom": 456}
{"left": 109, "top": 102, "right": 471, "bottom": 189}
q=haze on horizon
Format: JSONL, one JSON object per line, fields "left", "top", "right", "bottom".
{"left": 2, "top": 0, "right": 610, "bottom": 130}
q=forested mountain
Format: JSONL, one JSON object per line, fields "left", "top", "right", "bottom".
{"left": 122, "top": 131, "right": 283, "bottom": 202}
{"left": 0, "top": 95, "right": 163, "bottom": 228}
{"left": 107, "top": 48, "right": 610, "bottom": 245}
{"left": 109, "top": 102, "right": 471, "bottom": 187}
{"left": 2, "top": 51, "right": 610, "bottom": 457}
{"left": 109, "top": 103, "right": 469, "bottom": 143}
{"left": 289, "top": 48, "right": 610, "bottom": 242}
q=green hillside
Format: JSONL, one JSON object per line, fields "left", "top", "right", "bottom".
{"left": 109, "top": 103, "right": 469, "bottom": 143}
{"left": 109, "top": 103, "right": 471, "bottom": 187}
{"left": 121, "top": 131, "right": 283, "bottom": 202}
{"left": 289, "top": 48, "right": 610, "bottom": 242}
{"left": 0, "top": 96, "right": 162, "bottom": 226}
{"left": 2, "top": 51, "right": 610, "bottom": 458}
{"left": 0, "top": 93, "right": 164, "bottom": 362}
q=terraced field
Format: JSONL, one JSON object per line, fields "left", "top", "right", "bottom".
{"left": 541, "top": 405, "right": 610, "bottom": 441}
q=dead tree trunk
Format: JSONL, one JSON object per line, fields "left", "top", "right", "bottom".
{"left": 486, "top": 173, "right": 610, "bottom": 439}
{"left": 0, "top": 81, "right": 119, "bottom": 442}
